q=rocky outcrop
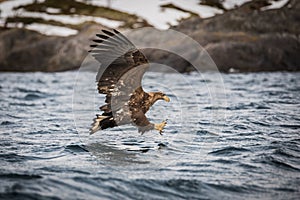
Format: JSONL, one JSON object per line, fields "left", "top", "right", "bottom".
{"left": 0, "top": 28, "right": 61, "bottom": 71}
{"left": 172, "top": 0, "right": 300, "bottom": 72}
{"left": 0, "top": 0, "right": 299, "bottom": 72}
{"left": 0, "top": 23, "right": 104, "bottom": 72}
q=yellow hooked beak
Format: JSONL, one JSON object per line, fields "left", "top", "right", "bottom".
{"left": 163, "top": 95, "right": 170, "bottom": 102}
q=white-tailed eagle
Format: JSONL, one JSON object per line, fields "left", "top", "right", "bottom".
{"left": 89, "top": 29, "right": 170, "bottom": 135}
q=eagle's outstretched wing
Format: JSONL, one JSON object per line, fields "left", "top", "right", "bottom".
{"left": 89, "top": 29, "right": 151, "bottom": 132}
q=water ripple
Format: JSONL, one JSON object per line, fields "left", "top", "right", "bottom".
{"left": 0, "top": 71, "right": 299, "bottom": 199}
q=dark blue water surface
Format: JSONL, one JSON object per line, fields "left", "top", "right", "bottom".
{"left": 0, "top": 71, "right": 299, "bottom": 200}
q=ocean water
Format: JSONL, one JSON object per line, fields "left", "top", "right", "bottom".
{"left": 0, "top": 71, "right": 299, "bottom": 199}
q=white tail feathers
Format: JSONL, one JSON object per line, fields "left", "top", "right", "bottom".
{"left": 89, "top": 115, "right": 108, "bottom": 135}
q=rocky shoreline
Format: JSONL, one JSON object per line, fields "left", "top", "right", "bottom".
{"left": 0, "top": 0, "right": 299, "bottom": 73}
{"left": 173, "top": 0, "right": 300, "bottom": 72}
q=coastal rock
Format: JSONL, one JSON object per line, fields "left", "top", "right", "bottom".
{"left": 0, "top": 28, "right": 62, "bottom": 71}
{"left": 0, "top": 24, "right": 103, "bottom": 72}
{"left": 171, "top": 0, "right": 300, "bottom": 72}
{"left": 0, "top": 0, "right": 299, "bottom": 72}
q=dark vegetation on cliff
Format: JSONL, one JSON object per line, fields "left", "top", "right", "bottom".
{"left": 10, "top": 0, "right": 149, "bottom": 29}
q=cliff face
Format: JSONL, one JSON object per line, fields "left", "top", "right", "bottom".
{"left": 172, "top": 0, "right": 300, "bottom": 72}
{"left": 0, "top": 0, "right": 299, "bottom": 72}
{"left": 0, "top": 23, "right": 104, "bottom": 72}
{"left": 0, "top": 28, "right": 63, "bottom": 71}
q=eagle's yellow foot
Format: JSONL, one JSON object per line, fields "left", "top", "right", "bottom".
{"left": 155, "top": 120, "right": 167, "bottom": 135}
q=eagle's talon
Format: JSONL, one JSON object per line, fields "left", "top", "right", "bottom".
{"left": 155, "top": 120, "right": 167, "bottom": 135}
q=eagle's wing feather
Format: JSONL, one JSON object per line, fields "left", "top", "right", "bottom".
{"left": 90, "top": 29, "right": 150, "bottom": 127}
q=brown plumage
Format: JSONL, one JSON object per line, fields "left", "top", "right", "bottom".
{"left": 89, "top": 29, "right": 170, "bottom": 135}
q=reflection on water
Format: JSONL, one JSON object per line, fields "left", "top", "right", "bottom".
{"left": 86, "top": 143, "right": 150, "bottom": 165}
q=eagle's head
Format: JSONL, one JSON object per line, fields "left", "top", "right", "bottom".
{"left": 153, "top": 92, "right": 170, "bottom": 102}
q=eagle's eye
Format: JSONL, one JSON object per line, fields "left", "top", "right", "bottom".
{"left": 159, "top": 92, "right": 165, "bottom": 97}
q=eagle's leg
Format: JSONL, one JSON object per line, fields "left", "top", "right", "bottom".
{"left": 154, "top": 120, "right": 167, "bottom": 135}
